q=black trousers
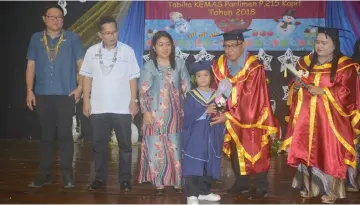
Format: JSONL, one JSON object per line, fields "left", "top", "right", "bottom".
{"left": 184, "top": 164, "right": 213, "bottom": 197}
{"left": 75, "top": 98, "right": 92, "bottom": 141}
{"left": 90, "top": 113, "right": 132, "bottom": 184}
{"left": 230, "top": 140, "right": 268, "bottom": 193}
{"left": 35, "top": 95, "right": 75, "bottom": 176}
{"left": 80, "top": 113, "right": 93, "bottom": 141}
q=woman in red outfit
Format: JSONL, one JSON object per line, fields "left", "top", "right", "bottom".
{"left": 281, "top": 26, "right": 360, "bottom": 204}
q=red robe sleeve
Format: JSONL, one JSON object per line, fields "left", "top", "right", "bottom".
{"left": 323, "top": 62, "right": 360, "bottom": 136}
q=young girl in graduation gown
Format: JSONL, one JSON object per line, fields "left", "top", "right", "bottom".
{"left": 182, "top": 61, "right": 226, "bottom": 205}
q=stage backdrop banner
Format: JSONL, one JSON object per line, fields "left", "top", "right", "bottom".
{"left": 144, "top": 1, "right": 325, "bottom": 51}
{"left": 143, "top": 1, "right": 326, "bottom": 139}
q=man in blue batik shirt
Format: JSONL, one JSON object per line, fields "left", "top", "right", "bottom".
{"left": 26, "top": 4, "right": 85, "bottom": 189}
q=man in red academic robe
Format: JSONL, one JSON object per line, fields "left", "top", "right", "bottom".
{"left": 210, "top": 29, "right": 280, "bottom": 200}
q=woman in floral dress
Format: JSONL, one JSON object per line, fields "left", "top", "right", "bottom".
{"left": 138, "top": 31, "right": 191, "bottom": 195}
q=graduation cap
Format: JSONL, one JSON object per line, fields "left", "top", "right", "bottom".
{"left": 215, "top": 28, "right": 251, "bottom": 42}
{"left": 310, "top": 25, "right": 351, "bottom": 39}
{"left": 189, "top": 60, "right": 212, "bottom": 74}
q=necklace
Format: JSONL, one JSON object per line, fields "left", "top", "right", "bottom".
{"left": 98, "top": 44, "right": 119, "bottom": 76}
{"left": 43, "top": 30, "right": 64, "bottom": 61}
{"left": 317, "top": 57, "right": 333, "bottom": 66}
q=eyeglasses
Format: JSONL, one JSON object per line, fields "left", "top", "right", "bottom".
{"left": 223, "top": 42, "right": 243, "bottom": 50}
{"left": 46, "top": 15, "right": 64, "bottom": 21}
{"left": 101, "top": 30, "right": 118, "bottom": 36}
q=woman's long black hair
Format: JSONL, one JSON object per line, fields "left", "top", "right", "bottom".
{"left": 150, "top": 31, "right": 176, "bottom": 70}
{"left": 308, "top": 33, "right": 342, "bottom": 83}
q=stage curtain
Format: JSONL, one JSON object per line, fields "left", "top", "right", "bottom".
{"left": 118, "top": 1, "right": 145, "bottom": 69}
{"left": 344, "top": 1, "right": 360, "bottom": 39}
{"left": 68, "top": 1, "right": 131, "bottom": 48}
{"left": 326, "top": 1, "right": 359, "bottom": 57}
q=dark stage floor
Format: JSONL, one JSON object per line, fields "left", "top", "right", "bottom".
{"left": 0, "top": 139, "right": 359, "bottom": 204}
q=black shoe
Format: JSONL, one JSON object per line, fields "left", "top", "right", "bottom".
{"left": 88, "top": 180, "right": 105, "bottom": 190}
{"left": 226, "top": 185, "right": 249, "bottom": 195}
{"left": 28, "top": 174, "right": 52, "bottom": 188}
{"left": 120, "top": 181, "right": 131, "bottom": 192}
{"left": 248, "top": 189, "right": 267, "bottom": 200}
{"left": 63, "top": 174, "right": 75, "bottom": 188}
{"left": 155, "top": 188, "right": 165, "bottom": 195}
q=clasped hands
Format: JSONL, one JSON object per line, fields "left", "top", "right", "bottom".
{"left": 143, "top": 103, "right": 227, "bottom": 126}
{"left": 294, "top": 79, "right": 324, "bottom": 96}
{"left": 207, "top": 103, "right": 227, "bottom": 126}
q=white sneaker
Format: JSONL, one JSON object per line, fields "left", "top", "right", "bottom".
{"left": 187, "top": 196, "right": 199, "bottom": 205}
{"left": 198, "top": 193, "right": 221, "bottom": 201}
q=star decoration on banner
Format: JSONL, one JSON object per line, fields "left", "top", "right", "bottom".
{"left": 270, "top": 99, "right": 276, "bottom": 113}
{"left": 256, "top": 48, "right": 273, "bottom": 71}
{"left": 175, "top": 47, "right": 190, "bottom": 60}
{"left": 143, "top": 48, "right": 190, "bottom": 62}
{"left": 282, "top": 86, "right": 289, "bottom": 101}
{"left": 277, "top": 48, "right": 300, "bottom": 73}
{"left": 194, "top": 48, "right": 215, "bottom": 62}
{"left": 143, "top": 54, "right": 150, "bottom": 62}
{"left": 58, "top": 0, "right": 67, "bottom": 16}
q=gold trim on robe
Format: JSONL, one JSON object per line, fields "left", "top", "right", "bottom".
{"left": 213, "top": 54, "right": 279, "bottom": 175}
{"left": 281, "top": 54, "right": 360, "bottom": 172}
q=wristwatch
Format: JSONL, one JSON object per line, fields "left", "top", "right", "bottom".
{"left": 131, "top": 99, "right": 138, "bottom": 103}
